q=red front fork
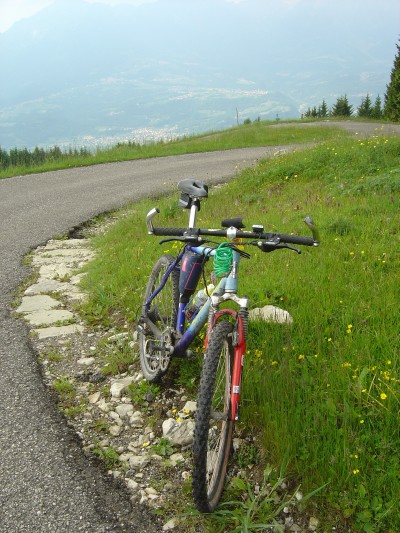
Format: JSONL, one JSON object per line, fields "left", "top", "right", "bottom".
{"left": 205, "top": 309, "right": 247, "bottom": 422}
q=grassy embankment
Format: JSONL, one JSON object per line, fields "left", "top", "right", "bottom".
{"left": 1, "top": 119, "right": 343, "bottom": 179}
{"left": 79, "top": 123, "right": 400, "bottom": 531}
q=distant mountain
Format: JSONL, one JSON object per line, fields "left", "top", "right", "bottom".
{"left": 0, "top": 0, "right": 397, "bottom": 149}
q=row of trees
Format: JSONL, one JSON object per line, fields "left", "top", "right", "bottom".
{"left": 0, "top": 145, "right": 91, "bottom": 171}
{"left": 302, "top": 94, "right": 383, "bottom": 119}
{"left": 303, "top": 37, "right": 400, "bottom": 121}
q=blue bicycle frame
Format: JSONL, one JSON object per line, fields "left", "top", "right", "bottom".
{"left": 143, "top": 244, "right": 244, "bottom": 358}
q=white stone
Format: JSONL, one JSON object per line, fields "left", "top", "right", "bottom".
{"left": 182, "top": 400, "right": 197, "bottom": 413}
{"left": 139, "top": 490, "right": 148, "bottom": 504}
{"left": 109, "top": 411, "right": 121, "bottom": 422}
{"left": 39, "top": 264, "right": 71, "bottom": 279}
{"left": 128, "top": 455, "right": 151, "bottom": 469}
{"left": 116, "top": 404, "right": 134, "bottom": 419}
{"left": 24, "top": 309, "right": 74, "bottom": 326}
{"left": 24, "top": 279, "right": 68, "bottom": 295}
{"left": 16, "top": 295, "right": 61, "bottom": 313}
{"left": 97, "top": 399, "right": 110, "bottom": 412}
{"left": 70, "top": 273, "right": 86, "bottom": 285}
{"left": 77, "top": 357, "right": 95, "bottom": 366}
{"left": 88, "top": 392, "right": 101, "bottom": 404}
{"left": 33, "top": 324, "right": 85, "bottom": 339}
{"left": 110, "top": 376, "right": 135, "bottom": 398}
{"left": 119, "top": 452, "right": 134, "bottom": 462}
{"left": 162, "top": 418, "right": 194, "bottom": 446}
{"left": 162, "top": 418, "right": 175, "bottom": 435}
{"left": 233, "top": 438, "right": 242, "bottom": 451}
{"left": 129, "top": 410, "right": 143, "bottom": 427}
{"left": 162, "top": 518, "right": 177, "bottom": 531}
{"left": 125, "top": 479, "right": 140, "bottom": 492}
{"left": 249, "top": 305, "right": 293, "bottom": 324}
{"left": 169, "top": 453, "right": 184, "bottom": 466}
{"left": 109, "top": 425, "right": 122, "bottom": 436}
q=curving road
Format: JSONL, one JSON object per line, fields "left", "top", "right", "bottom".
{"left": 0, "top": 146, "right": 293, "bottom": 532}
{"left": 1, "top": 122, "right": 399, "bottom": 531}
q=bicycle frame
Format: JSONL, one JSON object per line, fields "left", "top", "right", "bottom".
{"left": 143, "top": 244, "right": 248, "bottom": 422}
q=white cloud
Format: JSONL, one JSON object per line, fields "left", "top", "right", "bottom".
{"left": 0, "top": 0, "right": 54, "bottom": 32}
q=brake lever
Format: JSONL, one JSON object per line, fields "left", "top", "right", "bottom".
{"left": 257, "top": 240, "right": 301, "bottom": 254}
{"left": 281, "top": 243, "right": 302, "bottom": 254}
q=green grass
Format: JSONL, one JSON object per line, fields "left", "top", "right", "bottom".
{"left": 79, "top": 129, "right": 400, "bottom": 530}
{"left": 0, "top": 119, "right": 346, "bottom": 179}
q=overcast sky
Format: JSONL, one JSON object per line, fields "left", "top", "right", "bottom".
{"left": 3, "top": 0, "right": 398, "bottom": 33}
{"left": 0, "top": 0, "right": 153, "bottom": 31}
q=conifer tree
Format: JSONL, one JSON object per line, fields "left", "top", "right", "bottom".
{"left": 384, "top": 38, "right": 400, "bottom": 121}
{"left": 331, "top": 94, "right": 353, "bottom": 117}
{"left": 372, "top": 95, "right": 383, "bottom": 119}
{"left": 357, "top": 94, "right": 373, "bottom": 117}
{"left": 318, "top": 100, "right": 328, "bottom": 117}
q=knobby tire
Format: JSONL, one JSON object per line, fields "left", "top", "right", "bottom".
{"left": 192, "top": 320, "right": 234, "bottom": 512}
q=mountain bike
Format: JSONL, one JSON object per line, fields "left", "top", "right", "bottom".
{"left": 137, "top": 179, "right": 319, "bottom": 512}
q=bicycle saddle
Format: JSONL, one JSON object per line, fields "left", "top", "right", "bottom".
{"left": 178, "top": 179, "right": 209, "bottom": 198}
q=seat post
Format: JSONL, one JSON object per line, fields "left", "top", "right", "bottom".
{"left": 188, "top": 199, "right": 200, "bottom": 228}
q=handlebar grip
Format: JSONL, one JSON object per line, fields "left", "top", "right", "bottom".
{"left": 152, "top": 227, "right": 186, "bottom": 236}
{"left": 276, "top": 233, "right": 316, "bottom": 246}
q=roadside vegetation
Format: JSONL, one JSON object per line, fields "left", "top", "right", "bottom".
{"left": 78, "top": 124, "right": 400, "bottom": 531}
{"left": 0, "top": 119, "right": 349, "bottom": 179}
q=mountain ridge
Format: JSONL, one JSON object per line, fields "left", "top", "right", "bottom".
{"left": 0, "top": 0, "right": 398, "bottom": 149}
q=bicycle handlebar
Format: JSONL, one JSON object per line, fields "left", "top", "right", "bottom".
{"left": 147, "top": 208, "right": 320, "bottom": 247}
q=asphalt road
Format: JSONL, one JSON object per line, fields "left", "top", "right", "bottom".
{"left": 0, "top": 146, "right": 291, "bottom": 532}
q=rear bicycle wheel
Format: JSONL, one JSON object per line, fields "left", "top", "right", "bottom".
{"left": 138, "top": 254, "right": 179, "bottom": 382}
{"left": 192, "top": 320, "right": 234, "bottom": 512}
